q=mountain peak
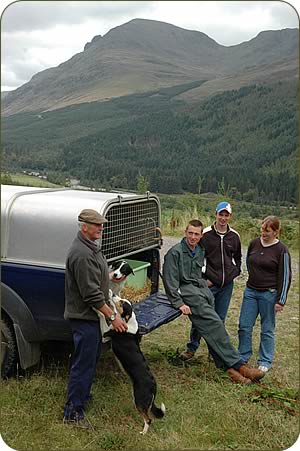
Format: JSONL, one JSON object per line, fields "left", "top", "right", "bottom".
{"left": 2, "top": 21, "right": 298, "bottom": 116}
{"left": 84, "top": 17, "right": 220, "bottom": 52}
{"left": 84, "top": 34, "right": 103, "bottom": 51}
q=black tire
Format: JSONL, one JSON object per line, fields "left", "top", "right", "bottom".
{"left": 1, "top": 315, "right": 18, "bottom": 377}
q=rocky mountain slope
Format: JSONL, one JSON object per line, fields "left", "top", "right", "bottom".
{"left": 2, "top": 19, "right": 298, "bottom": 116}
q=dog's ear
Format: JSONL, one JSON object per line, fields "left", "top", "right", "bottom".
{"left": 124, "top": 264, "right": 134, "bottom": 276}
{"left": 110, "top": 261, "right": 119, "bottom": 270}
{"left": 121, "top": 300, "right": 133, "bottom": 321}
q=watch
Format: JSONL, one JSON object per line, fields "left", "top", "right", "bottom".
{"left": 109, "top": 312, "right": 117, "bottom": 321}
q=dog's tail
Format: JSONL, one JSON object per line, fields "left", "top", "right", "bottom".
{"left": 150, "top": 402, "right": 166, "bottom": 419}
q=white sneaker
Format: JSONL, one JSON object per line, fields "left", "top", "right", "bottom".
{"left": 258, "top": 365, "right": 269, "bottom": 373}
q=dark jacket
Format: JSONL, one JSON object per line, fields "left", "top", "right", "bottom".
{"left": 64, "top": 231, "right": 109, "bottom": 321}
{"left": 246, "top": 238, "right": 292, "bottom": 306}
{"left": 201, "top": 224, "right": 241, "bottom": 288}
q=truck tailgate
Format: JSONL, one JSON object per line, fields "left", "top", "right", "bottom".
{"left": 133, "top": 292, "right": 182, "bottom": 335}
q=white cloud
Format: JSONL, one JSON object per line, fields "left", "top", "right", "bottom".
{"left": 1, "top": 1, "right": 153, "bottom": 32}
{"left": 1, "top": 0, "right": 299, "bottom": 91}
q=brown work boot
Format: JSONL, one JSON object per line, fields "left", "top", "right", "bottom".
{"left": 238, "top": 364, "right": 265, "bottom": 382}
{"left": 227, "top": 368, "right": 252, "bottom": 385}
{"left": 179, "top": 350, "right": 195, "bottom": 361}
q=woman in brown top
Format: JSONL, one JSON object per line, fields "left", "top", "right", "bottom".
{"left": 238, "top": 216, "right": 291, "bottom": 372}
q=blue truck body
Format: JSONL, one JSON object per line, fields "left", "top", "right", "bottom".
{"left": 1, "top": 185, "right": 180, "bottom": 377}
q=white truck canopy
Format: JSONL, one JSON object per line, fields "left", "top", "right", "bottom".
{"left": 1, "top": 185, "right": 160, "bottom": 268}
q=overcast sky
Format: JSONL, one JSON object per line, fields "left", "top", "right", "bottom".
{"left": 1, "top": 0, "right": 299, "bottom": 92}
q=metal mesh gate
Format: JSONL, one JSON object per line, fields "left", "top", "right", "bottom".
{"left": 101, "top": 198, "right": 160, "bottom": 261}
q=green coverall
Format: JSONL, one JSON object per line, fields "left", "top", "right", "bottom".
{"left": 163, "top": 238, "right": 242, "bottom": 369}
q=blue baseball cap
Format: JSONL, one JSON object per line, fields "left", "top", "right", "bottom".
{"left": 216, "top": 202, "right": 232, "bottom": 214}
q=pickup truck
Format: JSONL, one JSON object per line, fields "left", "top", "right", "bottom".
{"left": 1, "top": 185, "right": 181, "bottom": 377}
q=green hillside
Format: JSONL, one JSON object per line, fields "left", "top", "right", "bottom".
{"left": 2, "top": 80, "right": 298, "bottom": 203}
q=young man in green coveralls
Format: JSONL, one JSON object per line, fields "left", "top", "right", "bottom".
{"left": 163, "top": 219, "right": 264, "bottom": 385}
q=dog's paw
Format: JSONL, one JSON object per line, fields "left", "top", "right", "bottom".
{"left": 140, "top": 420, "right": 150, "bottom": 435}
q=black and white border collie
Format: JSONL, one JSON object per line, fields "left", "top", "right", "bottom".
{"left": 95, "top": 261, "right": 166, "bottom": 435}
{"left": 104, "top": 293, "right": 165, "bottom": 434}
{"left": 109, "top": 260, "right": 134, "bottom": 296}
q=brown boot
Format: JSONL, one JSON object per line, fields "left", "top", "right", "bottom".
{"left": 179, "top": 350, "right": 195, "bottom": 361}
{"left": 238, "top": 364, "right": 265, "bottom": 381}
{"left": 227, "top": 368, "right": 252, "bottom": 385}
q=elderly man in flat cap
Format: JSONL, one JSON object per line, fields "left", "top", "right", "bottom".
{"left": 63, "top": 209, "right": 127, "bottom": 428}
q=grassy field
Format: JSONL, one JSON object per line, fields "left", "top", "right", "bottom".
{"left": 1, "top": 180, "right": 298, "bottom": 449}
{"left": 1, "top": 252, "right": 298, "bottom": 450}
{"left": 1, "top": 172, "right": 61, "bottom": 188}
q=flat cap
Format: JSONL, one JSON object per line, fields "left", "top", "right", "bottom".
{"left": 78, "top": 209, "right": 108, "bottom": 224}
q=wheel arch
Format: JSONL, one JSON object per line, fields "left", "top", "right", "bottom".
{"left": 1, "top": 283, "right": 41, "bottom": 370}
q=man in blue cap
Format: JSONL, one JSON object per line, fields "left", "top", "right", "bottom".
{"left": 180, "top": 201, "right": 242, "bottom": 360}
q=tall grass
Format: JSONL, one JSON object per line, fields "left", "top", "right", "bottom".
{"left": 160, "top": 193, "right": 299, "bottom": 249}
{"left": 1, "top": 256, "right": 298, "bottom": 450}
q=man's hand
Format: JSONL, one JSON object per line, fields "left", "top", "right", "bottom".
{"left": 111, "top": 315, "right": 128, "bottom": 332}
{"left": 207, "top": 279, "right": 213, "bottom": 288}
{"left": 179, "top": 304, "right": 192, "bottom": 315}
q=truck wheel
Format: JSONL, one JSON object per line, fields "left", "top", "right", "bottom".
{"left": 1, "top": 315, "right": 18, "bottom": 377}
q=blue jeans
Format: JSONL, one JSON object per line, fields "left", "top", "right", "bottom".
{"left": 64, "top": 319, "right": 102, "bottom": 419}
{"left": 187, "top": 282, "right": 234, "bottom": 353}
{"left": 238, "top": 287, "right": 277, "bottom": 369}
